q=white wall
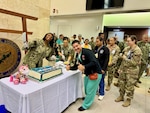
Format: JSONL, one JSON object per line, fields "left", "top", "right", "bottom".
{"left": 50, "top": 0, "right": 150, "bottom": 39}
{"left": 50, "top": 0, "right": 85, "bottom": 15}
{"left": 50, "top": 14, "right": 103, "bottom": 39}
{"left": 50, "top": 0, "right": 150, "bottom": 16}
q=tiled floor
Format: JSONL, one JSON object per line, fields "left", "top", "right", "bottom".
{"left": 63, "top": 76, "right": 150, "bottom": 113}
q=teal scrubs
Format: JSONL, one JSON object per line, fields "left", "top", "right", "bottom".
{"left": 82, "top": 74, "right": 102, "bottom": 109}
{"left": 56, "top": 38, "right": 63, "bottom": 45}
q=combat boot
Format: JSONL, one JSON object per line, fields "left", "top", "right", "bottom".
{"left": 122, "top": 98, "right": 131, "bottom": 107}
{"left": 135, "top": 83, "right": 140, "bottom": 88}
{"left": 148, "top": 88, "right": 150, "bottom": 93}
{"left": 115, "top": 96, "right": 124, "bottom": 102}
{"left": 114, "top": 82, "right": 119, "bottom": 87}
{"left": 105, "top": 85, "right": 110, "bottom": 91}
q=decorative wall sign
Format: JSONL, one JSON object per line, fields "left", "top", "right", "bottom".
{"left": 0, "top": 38, "right": 21, "bottom": 78}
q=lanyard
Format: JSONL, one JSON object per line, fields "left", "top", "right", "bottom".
{"left": 77, "top": 52, "right": 82, "bottom": 62}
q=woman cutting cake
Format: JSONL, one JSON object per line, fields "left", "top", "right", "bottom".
{"left": 22, "top": 33, "right": 56, "bottom": 69}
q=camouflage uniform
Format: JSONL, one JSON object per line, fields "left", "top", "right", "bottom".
{"left": 148, "top": 43, "right": 150, "bottom": 64}
{"left": 118, "top": 45, "right": 142, "bottom": 99}
{"left": 107, "top": 44, "right": 120, "bottom": 87}
{"left": 147, "top": 43, "right": 150, "bottom": 93}
{"left": 89, "top": 41, "right": 96, "bottom": 52}
{"left": 23, "top": 39, "right": 53, "bottom": 69}
{"left": 137, "top": 41, "right": 149, "bottom": 81}
{"left": 58, "top": 44, "right": 74, "bottom": 62}
{"left": 118, "top": 41, "right": 127, "bottom": 52}
{"left": 115, "top": 41, "right": 127, "bottom": 77}
{"left": 147, "top": 43, "right": 150, "bottom": 73}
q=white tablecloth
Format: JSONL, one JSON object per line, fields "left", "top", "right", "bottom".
{"left": 0, "top": 69, "right": 83, "bottom": 113}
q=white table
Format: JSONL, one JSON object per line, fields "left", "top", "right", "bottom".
{"left": 0, "top": 69, "right": 83, "bottom": 113}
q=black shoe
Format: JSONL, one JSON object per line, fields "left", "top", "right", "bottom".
{"left": 6, "top": 111, "right": 11, "bottom": 113}
{"left": 78, "top": 106, "right": 86, "bottom": 111}
{"left": 135, "top": 83, "right": 140, "bottom": 88}
{"left": 82, "top": 97, "right": 85, "bottom": 100}
{"left": 138, "top": 81, "right": 142, "bottom": 84}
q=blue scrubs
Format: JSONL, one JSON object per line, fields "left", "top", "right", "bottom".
{"left": 99, "top": 74, "right": 105, "bottom": 95}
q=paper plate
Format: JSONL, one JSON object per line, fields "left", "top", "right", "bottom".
{"left": 0, "top": 38, "right": 21, "bottom": 78}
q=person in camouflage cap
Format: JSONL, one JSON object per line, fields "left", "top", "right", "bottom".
{"left": 115, "top": 35, "right": 142, "bottom": 107}
{"left": 22, "top": 33, "right": 55, "bottom": 69}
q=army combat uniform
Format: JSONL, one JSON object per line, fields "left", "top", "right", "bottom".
{"left": 115, "top": 45, "right": 142, "bottom": 107}
{"left": 114, "top": 41, "right": 127, "bottom": 78}
{"left": 23, "top": 39, "right": 53, "bottom": 69}
{"left": 137, "top": 41, "right": 149, "bottom": 83}
{"left": 106, "top": 44, "right": 120, "bottom": 91}
{"left": 147, "top": 43, "right": 150, "bottom": 75}
{"left": 57, "top": 44, "right": 74, "bottom": 63}
{"left": 89, "top": 41, "right": 96, "bottom": 52}
{"left": 114, "top": 41, "right": 127, "bottom": 87}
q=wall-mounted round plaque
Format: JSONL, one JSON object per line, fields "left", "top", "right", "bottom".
{"left": 0, "top": 38, "right": 21, "bottom": 78}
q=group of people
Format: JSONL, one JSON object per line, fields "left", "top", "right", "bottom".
{"left": 22, "top": 32, "right": 150, "bottom": 111}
